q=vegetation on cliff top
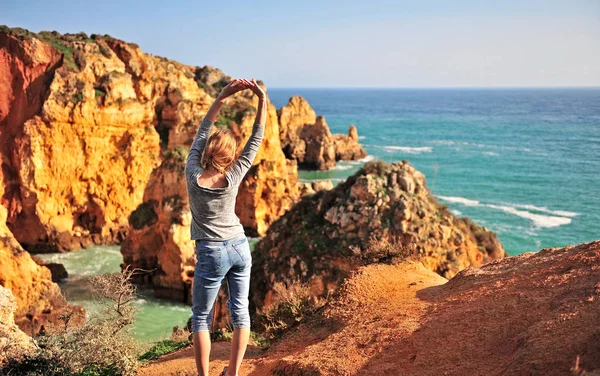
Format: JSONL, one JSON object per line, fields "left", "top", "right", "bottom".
{"left": 0, "top": 25, "right": 138, "bottom": 71}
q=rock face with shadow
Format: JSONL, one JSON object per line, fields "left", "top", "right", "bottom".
{"left": 278, "top": 96, "right": 367, "bottom": 170}
{"left": 248, "top": 241, "right": 600, "bottom": 376}
{"left": 0, "top": 164, "right": 84, "bottom": 336}
{"left": 252, "top": 160, "right": 504, "bottom": 311}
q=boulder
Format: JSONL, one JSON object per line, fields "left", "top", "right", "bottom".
{"left": 277, "top": 97, "right": 367, "bottom": 170}
{"left": 0, "top": 286, "right": 36, "bottom": 364}
{"left": 332, "top": 125, "right": 367, "bottom": 160}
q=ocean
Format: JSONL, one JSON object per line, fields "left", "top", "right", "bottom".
{"left": 38, "top": 88, "right": 600, "bottom": 343}
{"left": 269, "top": 88, "right": 600, "bottom": 255}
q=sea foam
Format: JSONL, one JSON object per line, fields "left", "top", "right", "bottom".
{"left": 382, "top": 146, "right": 433, "bottom": 154}
{"left": 485, "top": 204, "right": 572, "bottom": 228}
{"left": 437, "top": 195, "right": 480, "bottom": 206}
{"left": 436, "top": 195, "right": 576, "bottom": 229}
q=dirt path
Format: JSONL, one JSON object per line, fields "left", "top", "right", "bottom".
{"left": 140, "top": 261, "right": 446, "bottom": 375}
{"left": 138, "top": 341, "right": 264, "bottom": 376}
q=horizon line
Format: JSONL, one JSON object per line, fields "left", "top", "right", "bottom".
{"left": 268, "top": 86, "right": 600, "bottom": 90}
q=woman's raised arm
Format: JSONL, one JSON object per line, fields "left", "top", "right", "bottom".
{"left": 227, "top": 79, "right": 267, "bottom": 185}
{"left": 185, "top": 79, "right": 247, "bottom": 182}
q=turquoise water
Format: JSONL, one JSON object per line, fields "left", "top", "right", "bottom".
{"left": 269, "top": 88, "right": 600, "bottom": 255}
{"left": 37, "top": 246, "right": 191, "bottom": 344}
{"left": 37, "top": 240, "right": 262, "bottom": 343}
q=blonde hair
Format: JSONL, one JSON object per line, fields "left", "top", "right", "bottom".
{"left": 201, "top": 128, "right": 237, "bottom": 174}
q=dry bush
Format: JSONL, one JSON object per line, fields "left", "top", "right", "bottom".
{"left": 256, "top": 280, "right": 326, "bottom": 341}
{"left": 169, "top": 326, "right": 191, "bottom": 343}
{"left": 1, "top": 267, "right": 142, "bottom": 376}
{"left": 359, "top": 236, "right": 417, "bottom": 264}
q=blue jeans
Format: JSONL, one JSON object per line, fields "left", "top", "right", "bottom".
{"left": 191, "top": 236, "right": 252, "bottom": 332}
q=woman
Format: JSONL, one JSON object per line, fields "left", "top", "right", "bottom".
{"left": 185, "top": 78, "right": 266, "bottom": 376}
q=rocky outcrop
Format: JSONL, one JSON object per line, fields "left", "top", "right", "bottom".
{"left": 0, "top": 286, "right": 36, "bottom": 364}
{"left": 249, "top": 241, "right": 600, "bottom": 376}
{"left": 31, "top": 257, "right": 68, "bottom": 282}
{"left": 251, "top": 160, "right": 504, "bottom": 310}
{"left": 0, "top": 232, "right": 85, "bottom": 336}
{"left": 120, "top": 149, "right": 196, "bottom": 303}
{"left": 298, "top": 180, "right": 334, "bottom": 197}
{"left": 332, "top": 125, "right": 367, "bottom": 160}
{"left": 278, "top": 96, "right": 366, "bottom": 170}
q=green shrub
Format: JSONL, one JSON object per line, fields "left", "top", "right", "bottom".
{"left": 138, "top": 340, "right": 189, "bottom": 362}
{"left": 98, "top": 43, "right": 112, "bottom": 58}
{"left": 71, "top": 92, "right": 84, "bottom": 105}
{"left": 210, "top": 329, "right": 234, "bottom": 343}
{"left": 359, "top": 236, "right": 416, "bottom": 264}
{"left": 250, "top": 331, "right": 270, "bottom": 350}
{"left": 162, "top": 147, "right": 188, "bottom": 175}
{"left": 215, "top": 104, "right": 237, "bottom": 128}
{"left": 49, "top": 40, "right": 77, "bottom": 70}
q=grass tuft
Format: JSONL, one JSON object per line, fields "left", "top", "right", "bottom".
{"left": 138, "top": 340, "right": 189, "bottom": 362}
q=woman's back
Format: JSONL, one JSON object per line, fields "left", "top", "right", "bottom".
{"left": 185, "top": 119, "right": 264, "bottom": 241}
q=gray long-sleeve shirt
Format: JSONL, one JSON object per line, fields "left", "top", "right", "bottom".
{"left": 185, "top": 118, "right": 265, "bottom": 241}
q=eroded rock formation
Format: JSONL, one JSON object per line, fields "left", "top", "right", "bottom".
{"left": 251, "top": 160, "right": 504, "bottom": 311}
{"left": 278, "top": 96, "right": 366, "bottom": 170}
{"left": 299, "top": 180, "right": 334, "bottom": 197}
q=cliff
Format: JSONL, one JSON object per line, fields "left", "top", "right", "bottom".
{"left": 251, "top": 160, "right": 504, "bottom": 310}
{"left": 278, "top": 96, "right": 366, "bottom": 170}
{"left": 0, "top": 27, "right": 306, "bottom": 253}
{"left": 0, "top": 26, "right": 371, "bottom": 324}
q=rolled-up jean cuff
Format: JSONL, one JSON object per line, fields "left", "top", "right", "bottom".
{"left": 190, "top": 318, "right": 211, "bottom": 333}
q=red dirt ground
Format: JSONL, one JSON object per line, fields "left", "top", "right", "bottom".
{"left": 140, "top": 241, "right": 600, "bottom": 375}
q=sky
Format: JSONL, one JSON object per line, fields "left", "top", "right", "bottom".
{"left": 3, "top": 0, "right": 600, "bottom": 87}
